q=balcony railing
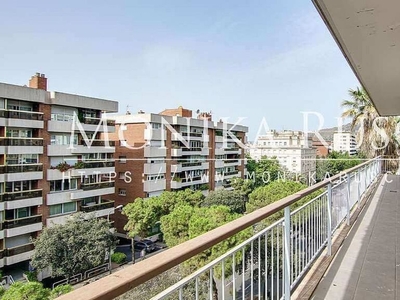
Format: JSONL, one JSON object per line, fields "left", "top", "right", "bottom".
{"left": 180, "top": 132, "right": 203, "bottom": 137}
{"left": 80, "top": 181, "right": 115, "bottom": 191}
{"left": 5, "top": 243, "right": 34, "bottom": 257}
{"left": 3, "top": 215, "right": 42, "bottom": 229}
{"left": 182, "top": 147, "right": 203, "bottom": 152}
{"left": 0, "top": 164, "right": 43, "bottom": 174}
{"left": 0, "top": 138, "right": 43, "bottom": 146}
{"left": 0, "top": 110, "right": 43, "bottom": 120}
{"left": 0, "top": 189, "right": 42, "bottom": 202}
{"left": 81, "top": 116, "right": 115, "bottom": 126}
{"left": 181, "top": 162, "right": 202, "bottom": 167}
{"left": 80, "top": 161, "right": 115, "bottom": 169}
{"left": 80, "top": 200, "right": 115, "bottom": 213}
{"left": 0, "top": 249, "right": 4, "bottom": 259}
{"left": 59, "top": 157, "right": 383, "bottom": 300}
{"left": 79, "top": 140, "right": 116, "bottom": 147}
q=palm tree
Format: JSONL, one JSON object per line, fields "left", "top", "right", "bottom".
{"left": 341, "top": 87, "right": 399, "bottom": 160}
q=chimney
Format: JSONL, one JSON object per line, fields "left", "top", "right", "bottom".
{"left": 29, "top": 73, "right": 47, "bottom": 91}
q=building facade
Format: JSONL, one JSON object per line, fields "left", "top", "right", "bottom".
{"left": 0, "top": 74, "right": 118, "bottom": 271}
{"left": 332, "top": 132, "right": 357, "bottom": 155}
{"left": 108, "top": 107, "right": 248, "bottom": 235}
{"left": 249, "top": 130, "right": 317, "bottom": 182}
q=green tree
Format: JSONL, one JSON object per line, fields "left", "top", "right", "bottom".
{"left": 201, "top": 189, "right": 246, "bottom": 214}
{"left": 246, "top": 180, "right": 322, "bottom": 225}
{"left": 252, "top": 156, "right": 284, "bottom": 187}
{"left": 49, "top": 284, "right": 73, "bottom": 299}
{"left": 230, "top": 177, "right": 254, "bottom": 199}
{"left": 316, "top": 151, "right": 362, "bottom": 181}
{"left": 123, "top": 189, "right": 204, "bottom": 238}
{"left": 1, "top": 282, "right": 50, "bottom": 300}
{"left": 342, "top": 87, "right": 399, "bottom": 159}
{"left": 161, "top": 205, "right": 251, "bottom": 299}
{"left": 31, "top": 213, "right": 117, "bottom": 280}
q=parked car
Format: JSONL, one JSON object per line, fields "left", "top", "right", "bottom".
{"left": 133, "top": 239, "right": 156, "bottom": 253}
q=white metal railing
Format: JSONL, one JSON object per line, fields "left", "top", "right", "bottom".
{"left": 58, "top": 157, "right": 383, "bottom": 300}
{"left": 150, "top": 158, "right": 381, "bottom": 300}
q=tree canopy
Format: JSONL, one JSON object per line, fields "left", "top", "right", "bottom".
{"left": 201, "top": 189, "right": 246, "bottom": 214}
{"left": 0, "top": 282, "right": 72, "bottom": 300}
{"left": 316, "top": 151, "right": 362, "bottom": 181}
{"left": 123, "top": 189, "right": 204, "bottom": 238}
{"left": 31, "top": 213, "right": 117, "bottom": 279}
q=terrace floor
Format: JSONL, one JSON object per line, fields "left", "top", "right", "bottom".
{"left": 312, "top": 174, "right": 400, "bottom": 300}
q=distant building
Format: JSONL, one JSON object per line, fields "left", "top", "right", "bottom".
{"left": 312, "top": 136, "right": 331, "bottom": 157}
{"left": 108, "top": 107, "right": 248, "bottom": 235}
{"left": 332, "top": 132, "right": 357, "bottom": 155}
{"left": 249, "top": 130, "right": 317, "bottom": 182}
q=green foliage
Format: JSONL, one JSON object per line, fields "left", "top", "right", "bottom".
{"left": 111, "top": 252, "right": 127, "bottom": 264}
{"left": 161, "top": 205, "right": 251, "bottom": 278}
{"left": 49, "top": 284, "right": 73, "bottom": 299}
{"left": 202, "top": 189, "right": 246, "bottom": 214}
{"left": 248, "top": 156, "right": 285, "bottom": 187}
{"left": 23, "top": 270, "right": 38, "bottom": 282}
{"left": 73, "top": 161, "right": 85, "bottom": 169}
{"left": 230, "top": 177, "right": 254, "bottom": 198}
{"left": 0, "top": 287, "right": 5, "bottom": 299}
{"left": 316, "top": 151, "right": 362, "bottom": 181}
{"left": 31, "top": 212, "right": 117, "bottom": 279}
{"left": 123, "top": 189, "right": 204, "bottom": 238}
{"left": 247, "top": 180, "right": 323, "bottom": 225}
{"left": 54, "top": 161, "right": 72, "bottom": 172}
{"left": 1, "top": 282, "right": 50, "bottom": 300}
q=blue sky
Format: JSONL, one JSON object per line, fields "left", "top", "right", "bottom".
{"left": 0, "top": 0, "right": 359, "bottom": 139}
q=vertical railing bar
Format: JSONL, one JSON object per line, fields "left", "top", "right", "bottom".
{"left": 265, "top": 231, "right": 268, "bottom": 300}
{"left": 195, "top": 277, "right": 199, "bottom": 300}
{"left": 276, "top": 225, "right": 280, "bottom": 300}
{"left": 284, "top": 207, "right": 291, "bottom": 300}
{"left": 271, "top": 227, "right": 274, "bottom": 300}
{"left": 242, "top": 248, "right": 245, "bottom": 300}
{"left": 179, "top": 288, "right": 183, "bottom": 300}
{"left": 327, "top": 183, "right": 332, "bottom": 256}
{"left": 347, "top": 173, "right": 351, "bottom": 225}
{"left": 222, "top": 260, "right": 225, "bottom": 300}
{"left": 251, "top": 240, "right": 254, "bottom": 300}
{"left": 258, "top": 236, "right": 261, "bottom": 300}
{"left": 232, "top": 253, "right": 235, "bottom": 300}
{"left": 209, "top": 268, "right": 213, "bottom": 300}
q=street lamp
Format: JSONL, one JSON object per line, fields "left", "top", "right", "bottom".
{"left": 107, "top": 204, "right": 123, "bottom": 274}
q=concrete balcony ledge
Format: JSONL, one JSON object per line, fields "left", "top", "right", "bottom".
{"left": 48, "top": 120, "right": 115, "bottom": 133}
{"left": 143, "top": 179, "right": 166, "bottom": 192}
{"left": 71, "top": 186, "right": 115, "bottom": 200}
{"left": 4, "top": 216, "right": 43, "bottom": 238}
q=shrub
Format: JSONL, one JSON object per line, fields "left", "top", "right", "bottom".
{"left": 111, "top": 252, "right": 127, "bottom": 264}
{"left": 23, "top": 271, "right": 38, "bottom": 282}
{"left": 49, "top": 284, "right": 73, "bottom": 299}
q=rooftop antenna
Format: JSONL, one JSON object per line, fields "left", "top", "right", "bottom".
{"left": 126, "top": 105, "right": 131, "bottom": 115}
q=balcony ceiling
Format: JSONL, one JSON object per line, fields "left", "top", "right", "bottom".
{"left": 313, "top": 0, "right": 400, "bottom": 116}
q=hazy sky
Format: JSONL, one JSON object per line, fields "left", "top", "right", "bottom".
{"left": 0, "top": 0, "right": 359, "bottom": 139}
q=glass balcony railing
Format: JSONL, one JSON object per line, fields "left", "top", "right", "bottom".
{"left": 5, "top": 243, "right": 35, "bottom": 257}
{"left": 0, "top": 138, "right": 43, "bottom": 146}
{"left": 81, "top": 116, "right": 115, "bottom": 126}
{"left": 3, "top": 215, "right": 42, "bottom": 229}
{"left": 80, "top": 200, "right": 115, "bottom": 213}
{"left": 80, "top": 161, "right": 115, "bottom": 169}
{"left": 79, "top": 140, "right": 116, "bottom": 147}
{"left": 0, "top": 189, "right": 42, "bottom": 202}
{"left": 0, "top": 110, "right": 43, "bottom": 120}
{"left": 0, "top": 164, "right": 43, "bottom": 174}
{"left": 80, "top": 181, "right": 115, "bottom": 191}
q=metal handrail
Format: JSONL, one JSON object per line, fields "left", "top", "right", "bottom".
{"left": 58, "top": 157, "right": 381, "bottom": 300}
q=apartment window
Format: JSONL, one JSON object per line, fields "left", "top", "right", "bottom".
{"left": 51, "top": 134, "right": 78, "bottom": 145}
{"left": 6, "top": 154, "right": 39, "bottom": 165}
{"left": 6, "top": 129, "right": 32, "bottom": 138}
{"left": 49, "top": 202, "right": 77, "bottom": 216}
{"left": 5, "top": 180, "right": 36, "bottom": 192}
{"left": 49, "top": 179, "right": 78, "bottom": 192}
{"left": 119, "top": 172, "right": 126, "bottom": 180}
{"left": 151, "top": 123, "right": 162, "bottom": 129}
{"left": 82, "top": 196, "right": 99, "bottom": 206}
{"left": 51, "top": 106, "right": 77, "bottom": 122}
{"left": 119, "top": 189, "right": 126, "bottom": 196}
{"left": 119, "top": 156, "right": 127, "bottom": 163}
{"left": 7, "top": 100, "right": 33, "bottom": 112}
{"left": 146, "top": 174, "right": 165, "bottom": 181}
{"left": 82, "top": 153, "right": 110, "bottom": 161}
{"left": 16, "top": 207, "right": 31, "bottom": 219}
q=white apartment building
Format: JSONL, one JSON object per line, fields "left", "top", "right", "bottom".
{"left": 249, "top": 130, "right": 317, "bottom": 182}
{"left": 332, "top": 132, "right": 357, "bottom": 155}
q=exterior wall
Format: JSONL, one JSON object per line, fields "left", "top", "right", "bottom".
{"left": 333, "top": 132, "right": 357, "bottom": 155}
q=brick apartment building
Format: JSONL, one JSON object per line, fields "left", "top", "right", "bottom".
{"left": 108, "top": 107, "right": 248, "bottom": 235}
{"left": 0, "top": 74, "right": 118, "bottom": 272}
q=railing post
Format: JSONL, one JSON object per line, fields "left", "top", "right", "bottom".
{"left": 284, "top": 206, "right": 291, "bottom": 300}
{"left": 346, "top": 173, "right": 351, "bottom": 226}
{"left": 327, "top": 183, "right": 332, "bottom": 256}
{"left": 357, "top": 169, "right": 361, "bottom": 207}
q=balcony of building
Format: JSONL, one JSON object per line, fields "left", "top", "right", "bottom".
{"left": 0, "top": 189, "right": 43, "bottom": 210}
{"left": 59, "top": 157, "right": 387, "bottom": 300}
{"left": 3, "top": 215, "right": 42, "bottom": 238}
{"left": 171, "top": 147, "right": 209, "bottom": 157}
{"left": 70, "top": 181, "right": 115, "bottom": 200}
{"left": 0, "top": 164, "right": 43, "bottom": 182}
{"left": 0, "top": 110, "right": 44, "bottom": 129}
{"left": 80, "top": 199, "right": 115, "bottom": 218}
{"left": 144, "top": 146, "right": 167, "bottom": 158}
{"left": 3, "top": 243, "right": 35, "bottom": 266}
{"left": 143, "top": 179, "right": 166, "bottom": 193}
{"left": 171, "top": 161, "right": 209, "bottom": 173}
{"left": 0, "top": 137, "right": 43, "bottom": 155}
